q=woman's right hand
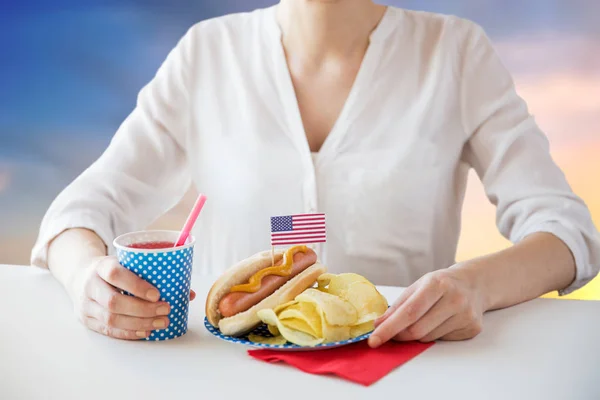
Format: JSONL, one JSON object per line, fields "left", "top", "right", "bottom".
{"left": 68, "top": 255, "right": 172, "bottom": 340}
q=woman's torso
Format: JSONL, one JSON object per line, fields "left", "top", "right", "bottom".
{"left": 185, "top": 6, "right": 473, "bottom": 286}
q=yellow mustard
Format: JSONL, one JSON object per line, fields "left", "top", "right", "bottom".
{"left": 229, "top": 245, "right": 308, "bottom": 293}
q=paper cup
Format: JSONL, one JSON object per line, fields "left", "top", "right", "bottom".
{"left": 113, "top": 230, "right": 195, "bottom": 341}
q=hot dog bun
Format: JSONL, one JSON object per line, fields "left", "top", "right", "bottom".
{"left": 205, "top": 248, "right": 326, "bottom": 337}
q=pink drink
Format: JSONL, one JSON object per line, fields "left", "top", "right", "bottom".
{"left": 128, "top": 241, "right": 176, "bottom": 250}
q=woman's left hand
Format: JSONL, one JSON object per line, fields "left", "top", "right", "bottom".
{"left": 368, "top": 265, "right": 487, "bottom": 347}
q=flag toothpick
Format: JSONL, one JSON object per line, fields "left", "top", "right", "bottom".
{"left": 271, "top": 245, "right": 275, "bottom": 267}
{"left": 270, "top": 213, "right": 327, "bottom": 247}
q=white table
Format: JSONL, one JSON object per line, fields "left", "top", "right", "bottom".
{"left": 1, "top": 265, "right": 599, "bottom": 400}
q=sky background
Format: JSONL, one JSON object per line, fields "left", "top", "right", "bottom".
{"left": 1, "top": 0, "right": 599, "bottom": 299}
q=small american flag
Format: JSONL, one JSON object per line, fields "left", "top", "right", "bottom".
{"left": 270, "top": 213, "right": 327, "bottom": 246}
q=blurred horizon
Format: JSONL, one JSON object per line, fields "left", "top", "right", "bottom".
{"left": 1, "top": 0, "right": 599, "bottom": 299}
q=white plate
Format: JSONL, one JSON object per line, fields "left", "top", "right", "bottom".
{"left": 204, "top": 317, "right": 371, "bottom": 352}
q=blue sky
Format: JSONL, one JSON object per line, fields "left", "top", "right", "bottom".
{"left": 0, "top": 0, "right": 598, "bottom": 260}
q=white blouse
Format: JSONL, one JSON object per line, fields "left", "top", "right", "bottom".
{"left": 31, "top": 6, "right": 600, "bottom": 294}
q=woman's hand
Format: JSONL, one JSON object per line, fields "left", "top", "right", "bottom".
{"left": 68, "top": 255, "right": 196, "bottom": 340}
{"left": 368, "top": 232, "right": 579, "bottom": 348}
{"left": 368, "top": 265, "right": 486, "bottom": 347}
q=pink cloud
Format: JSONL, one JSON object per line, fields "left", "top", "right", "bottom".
{"left": 492, "top": 34, "right": 600, "bottom": 147}
{"left": 494, "top": 33, "right": 600, "bottom": 75}
{"left": 513, "top": 72, "right": 600, "bottom": 146}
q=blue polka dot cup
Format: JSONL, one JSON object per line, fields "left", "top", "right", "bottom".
{"left": 113, "top": 230, "right": 195, "bottom": 341}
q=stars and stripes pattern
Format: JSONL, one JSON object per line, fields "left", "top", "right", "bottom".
{"left": 270, "top": 213, "right": 326, "bottom": 246}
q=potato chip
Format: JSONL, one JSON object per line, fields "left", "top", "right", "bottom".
{"left": 355, "top": 312, "right": 381, "bottom": 325}
{"left": 248, "top": 333, "right": 287, "bottom": 345}
{"left": 267, "top": 324, "right": 280, "bottom": 336}
{"left": 257, "top": 309, "right": 324, "bottom": 347}
{"left": 280, "top": 317, "right": 319, "bottom": 337}
{"left": 278, "top": 302, "right": 322, "bottom": 337}
{"left": 295, "top": 289, "right": 358, "bottom": 326}
{"left": 317, "top": 272, "right": 369, "bottom": 292}
{"left": 254, "top": 273, "right": 386, "bottom": 346}
{"left": 317, "top": 273, "right": 387, "bottom": 323}
{"left": 350, "top": 321, "right": 375, "bottom": 338}
{"left": 279, "top": 292, "right": 353, "bottom": 343}
{"left": 347, "top": 282, "right": 388, "bottom": 319}
{"left": 273, "top": 300, "right": 298, "bottom": 314}
{"left": 321, "top": 323, "right": 352, "bottom": 343}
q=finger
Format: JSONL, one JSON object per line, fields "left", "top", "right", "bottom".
{"left": 88, "top": 275, "right": 171, "bottom": 318}
{"left": 84, "top": 317, "right": 150, "bottom": 341}
{"left": 85, "top": 299, "right": 169, "bottom": 331}
{"left": 392, "top": 295, "right": 453, "bottom": 341}
{"left": 190, "top": 290, "right": 196, "bottom": 301}
{"left": 95, "top": 258, "right": 160, "bottom": 302}
{"left": 369, "top": 281, "right": 444, "bottom": 348}
{"left": 417, "top": 314, "right": 464, "bottom": 342}
{"left": 374, "top": 284, "right": 418, "bottom": 327}
{"left": 440, "top": 323, "right": 482, "bottom": 341}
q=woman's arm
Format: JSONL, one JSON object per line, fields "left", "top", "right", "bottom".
{"left": 369, "top": 20, "right": 600, "bottom": 347}
{"left": 368, "top": 231, "right": 579, "bottom": 347}
{"left": 32, "top": 25, "right": 203, "bottom": 339}
{"left": 466, "top": 232, "right": 576, "bottom": 311}
{"left": 47, "top": 228, "right": 108, "bottom": 297}
{"left": 456, "top": 22, "right": 600, "bottom": 298}
{"left": 368, "top": 231, "right": 578, "bottom": 347}
{"left": 31, "top": 24, "right": 200, "bottom": 270}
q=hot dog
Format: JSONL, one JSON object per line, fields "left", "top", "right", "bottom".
{"left": 205, "top": 245, "right": 327, "bottom": 336}
{"left": 218, "top": 250, "right": 317, "bottom": 317}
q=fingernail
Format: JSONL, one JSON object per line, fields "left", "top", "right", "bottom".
{"left": 136, "top": 331, "right": 147, "bottom": 338}
{"left": 153, "top": 319, "right": 167, "bottom": 329}
{"left": 156, "top": 306, "right": 170, "bottom": 316}
{"left": 146, "top": 289, "right": 160, "bottom": 302}
{"left": 369, "top": 336, "right": 382, "bottom": 348}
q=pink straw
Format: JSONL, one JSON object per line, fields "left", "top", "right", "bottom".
{"left": 174, "top": 193, "right": 207, "bottom": 247}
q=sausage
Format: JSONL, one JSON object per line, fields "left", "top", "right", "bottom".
{"left": 218, "top": 249, "right": 317, "bottom": 318}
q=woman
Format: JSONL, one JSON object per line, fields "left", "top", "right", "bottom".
{"left": 32, "top": 0, "right": 600, "bottom": 346}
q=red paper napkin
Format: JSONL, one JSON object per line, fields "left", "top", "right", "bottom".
{"left": 247, "top": 340, "right": 434, "bottom": 386}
